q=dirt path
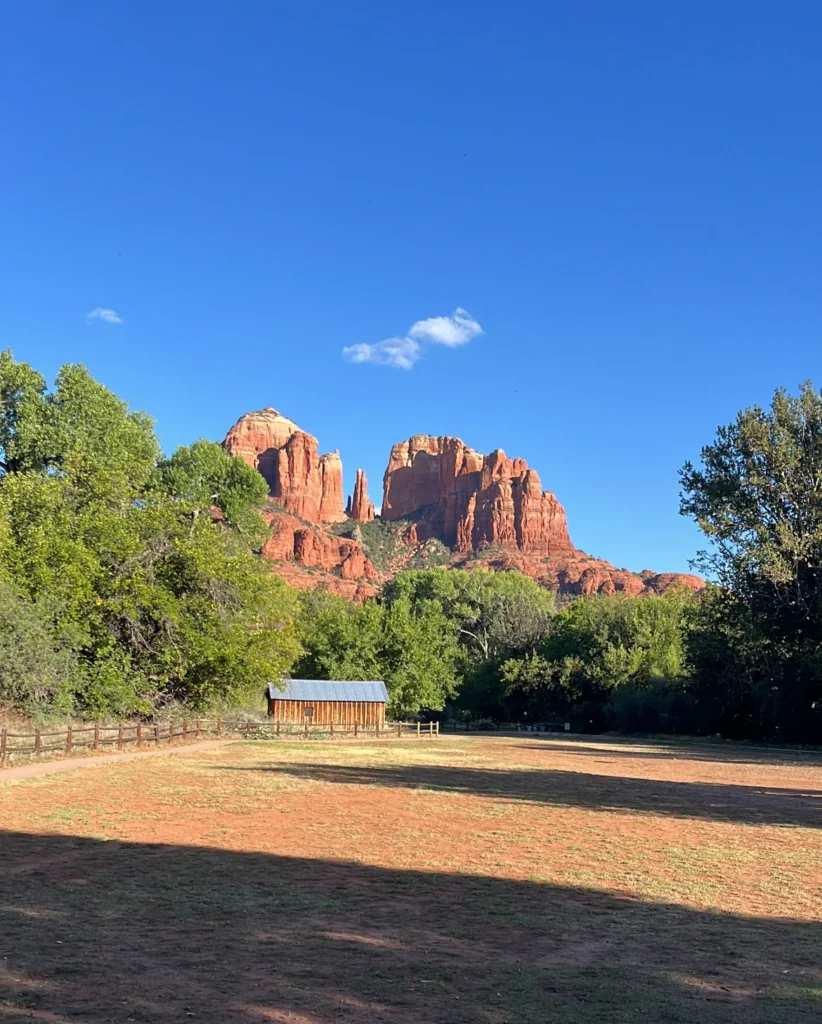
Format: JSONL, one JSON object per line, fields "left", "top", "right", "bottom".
{"left": 0, "top": 739, "right": 234, "bottom": 784}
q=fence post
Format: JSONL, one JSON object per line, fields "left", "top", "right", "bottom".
{"left": 304, "top": 718, "right": 309, "bottom": 739}
{"left": 436, "top": 721, "right": 440, "bottom": 737}
{"left": 66, "top": 725, "right": 72, "bottom": 755}
{"left": 397, "top": 721, "right": 402, "bottom": 738}
{"left": 183, "top": 719, "right": 188, "bottom": 741}
{"left": 195, "top": 718, "right": 201, "bottom": 739}
{"left": 137, "top": 723, "right": 143, "bottom": 749}
{"left": 417, "top": 721, "right": 421, "bottom": 739}
{"left": 354, "top": 721, "right": 358, "bottom": 739}
{"left": 0, "top": 728, "right": 6, "bottom": 762}
{"left": 34, "top": 728, "right": 42, "bottom": 756}
{"left": 246, "top": 721, "right": 251, "bottom": 740}
{"left": 217, "top": 717, "right": 222, "bottom": 737}
{"left": 330, "top": 721, "right": 334, "bottom": 738}
{"left": 94, "top": 723, "right": 100, "bottom": 752}
{"left": 168, "top": 721, "right": 174, "bottom": 745}
{"left": 117, "top": 725, "right": 124, "bottom": 751}
{"left": 276, "top": 720, "right": 280, "bottom": 738}
{"left": 154, "top": 722, "right": 160, "bottom": 746}
{"left": 429, "top": 721, "right": 433, "bottom": 739}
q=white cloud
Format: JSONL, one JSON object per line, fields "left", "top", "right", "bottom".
{"left": 343, "top": 308, "right": 481, "bottom": 370}
{"left": 86, "top": 307, "right": 122, "bottom": 325}
{"left": 342, "top": 336, "right": 421, "bottom": 371}
{"left": 408, "top": 307, "right": 483, "bottom": 347}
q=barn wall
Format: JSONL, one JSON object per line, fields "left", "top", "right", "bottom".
{"left": 267, "top": 699, "right": 387, "bottom": 726}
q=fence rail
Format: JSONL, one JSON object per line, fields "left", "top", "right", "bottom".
{"left": 0, "top": 717, "right": 439, "bottom": 764}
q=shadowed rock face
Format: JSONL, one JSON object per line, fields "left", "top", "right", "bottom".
{"left": 223, "top": 409, "right": 345, "bottom": 524}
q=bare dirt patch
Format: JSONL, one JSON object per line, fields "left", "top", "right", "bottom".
{"left": 1, "top": 735, "right": 820, "bottom": 1022}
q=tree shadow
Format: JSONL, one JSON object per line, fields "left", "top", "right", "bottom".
{"left": 1, "top": 830, "right": 820, "bottom": 1023}
{"left": 510, "top": 736, "right": 822, "bottom": 768}
{"left": 224, "top": 762, "right": 822, "bottom": 828}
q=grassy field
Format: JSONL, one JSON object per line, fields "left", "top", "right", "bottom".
{"left": 1, "top": 734, "right": 821, "bottom": 1023}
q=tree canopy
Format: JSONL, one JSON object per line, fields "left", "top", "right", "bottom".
{"left": 295, "top": 589, "right": 460, "bottom": 717}
{"left": 0, "top": 352, "right": 300, "bottom": 719}
{"left": 680, "top": 381, "right": 822, "bottom": 740}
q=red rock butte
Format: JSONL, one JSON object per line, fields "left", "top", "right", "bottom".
{"left": 222, "top": 410, "right": 703, "bottom": 599}
{"left": 382, "top": 435, "right": 573, "bottom": 555}
{"left": 382, "top": 433, "right": 703, "bottom": 597}
{"left": 223, "top": 408, "right": 346, "bottom": 524}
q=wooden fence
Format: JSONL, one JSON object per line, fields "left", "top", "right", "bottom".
{"left": 0, "top": 717, "right": 440, "bottom": 763}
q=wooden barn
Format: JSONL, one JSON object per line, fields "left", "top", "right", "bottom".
{"left": 265, "top": 680, "right": 389, "bottom": 726}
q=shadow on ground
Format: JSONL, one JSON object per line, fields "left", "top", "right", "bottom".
{"left": 0, "top": 831, "right": 820, "bottom": 1023}
{"left": 510, "top": 736, "right": 822, "bottom": 768}
{"left": 223, "top": 761, "right": 822, "bottom": 829}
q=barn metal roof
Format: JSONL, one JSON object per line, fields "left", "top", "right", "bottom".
{"left": 266, "top": 680, "right": 389, "bottom": 703}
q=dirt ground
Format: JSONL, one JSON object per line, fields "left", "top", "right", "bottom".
{"left": 1, "top": 734, "right": 820, "bottom": 1023}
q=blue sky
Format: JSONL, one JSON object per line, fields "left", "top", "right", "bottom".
{"left": 2, "top": 2, "right": 821, "bottom": 575}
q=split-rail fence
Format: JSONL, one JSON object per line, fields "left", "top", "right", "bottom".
{"left": 0, "top": 717, "right": 439, "bottom": 764}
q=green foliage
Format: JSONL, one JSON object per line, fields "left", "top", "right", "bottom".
{"left": 603, "top": 683, "right": 699, "bottom": 735}
{"left": 680, "top": 382, "right": 822, "bottom": 740}
{"left": 353, "top": 518, "right": 409, "bottom": 572}
{"left": 295, "top": 589, "right": 460, "bottom": 716}
{"left": 157, "top": 439, "right": 269, "bottom": 534}
{"left": 384, "top": 567, "right": 555, "bottom": 661}
{"left": 499, "top": 592, "right": 694, "bottom": 726}
{"left": 381, "top": 568, "right": 557, "bottom": 722}
{"left": 0, "top": 352, "right": 301, "bottom": 719}
{"left": 0, "top": 580, "right": 78, "bottom": 721}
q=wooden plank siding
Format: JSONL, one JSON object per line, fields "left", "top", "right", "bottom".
{"left": 267, "top": 699, "right": 386, "bottom": 727}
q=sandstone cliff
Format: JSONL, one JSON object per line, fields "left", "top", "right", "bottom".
{"left": 222, "top": 409, "right": 376, "bottom": 597}
{"left": 221, "top": 410, "right": 702, "bottom": 600}
{"left": 346, "top": 469, "right": 376, "bottom": 523}
{"left": 224, "top": 409, "right": 345, "bottom": 523}
{"left": 262, "top": 509, "right": 378, "bottom": 598}
{"left": 382, "top": 433, "right": 703, "bottom": 597}
{"left": 382, "top": 435, "right": 574, "bottom": 555}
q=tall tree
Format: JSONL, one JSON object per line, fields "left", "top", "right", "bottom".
{"left": 0, "top": 353, "right": 300, "bottom": 718}
{"left": 680, "top": 381, "right": 822, "bottom": 739}
{"left": 385, "top": 567, "right": 554, "bottom": 660}
{"left": 500, "top": 592, "right": 692, "bottom": 726}
{"left": 296, "top": 590, "right": 460, "bottom": 717}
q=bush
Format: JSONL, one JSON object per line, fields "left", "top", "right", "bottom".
{"left": 0, "top": 581, "right": 77, "bottom": 721}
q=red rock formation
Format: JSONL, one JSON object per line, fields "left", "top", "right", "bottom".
{"left": 261, "top": 508, "right": 376, "bottom": 581}
{"left": 382, "top": 435, "right": 573, "bottom": 555}
{"left": 223, "top": 409, "right": 345, "bottom": 523}
{"left": 382, "top": 433, "right": 703, "bottom": 597}
{"left": 224, "top": 414, "right": 703, "bottom": 600}
{"left": 346, "top": 469, "right": 375, "bottom": 523}
{"left": 222, "top": 407, "right": 300, "bottom": 485}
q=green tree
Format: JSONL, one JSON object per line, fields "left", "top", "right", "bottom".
{"left": 296, "top": 590, "right": 460, "bottom": 717}
{"left": 680, "top": 381, "right": 822, "bottom": 740}
{"left": 0, "top": 580, "right": 78, "bottom": 721}
{"left": 500, "top": 592, "right": 693, "bottom": 727}
{"left": 0, "top": 352, "right": 301, "bottom": 718}
{"left": 385, "top": 567, "right": 554, "bottom": 660}
{"left": 156, "top": 439, "right": 269, "bottom": 534}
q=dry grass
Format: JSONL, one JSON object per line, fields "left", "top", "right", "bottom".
{"left": 1, "top": 734, "right": 821, "bottom": 1022}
